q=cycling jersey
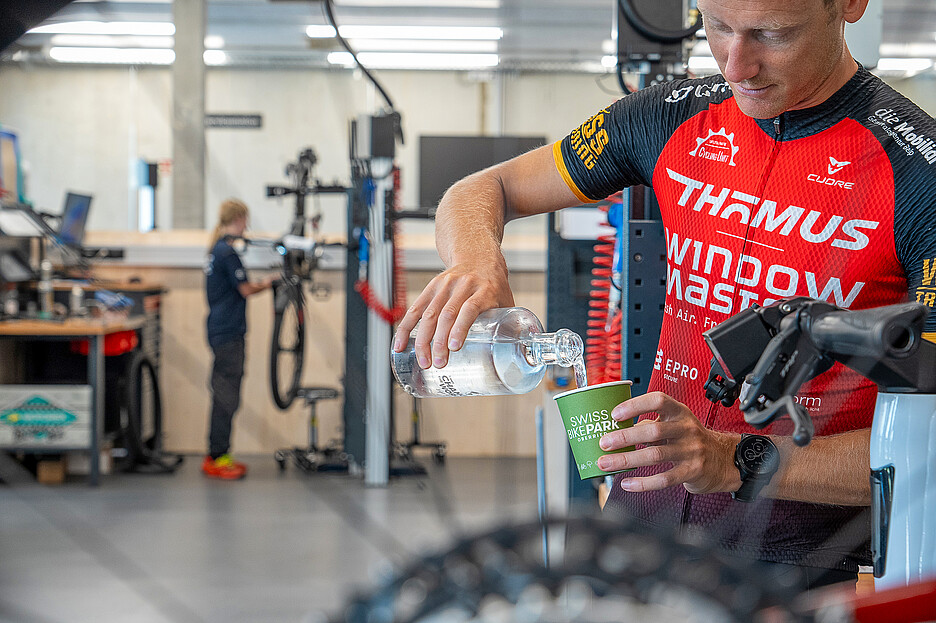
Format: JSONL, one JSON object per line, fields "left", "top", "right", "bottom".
{"left": 555, "top": 66, "right": 936, "bottom": 571}
{"left": 206, "top": 236, "right": 249, "bottom": 348}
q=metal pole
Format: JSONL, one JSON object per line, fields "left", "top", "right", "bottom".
{"left": 364, "top": 158, "right": 394, "bottom": 487}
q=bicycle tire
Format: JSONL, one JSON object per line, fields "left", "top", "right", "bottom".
{"left": 332, "top": 514, "right": 810, "bottom": 623}
{"left": 119, "top": 350, "right": 183, "bottom": 473}
{"left": 270, "top": 280, "right": 306, "bottom": 410}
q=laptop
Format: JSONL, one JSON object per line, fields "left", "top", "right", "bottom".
{"left": 57, "top": 192, "right": 92, "bottom": 248}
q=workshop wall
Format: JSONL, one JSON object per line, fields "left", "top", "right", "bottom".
{"left": 0, "top": 65, "right": 619, "bottom": 237}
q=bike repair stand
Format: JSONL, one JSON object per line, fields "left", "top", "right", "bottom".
{"left": 274, "top": 387, "right": 348, "bottom": 473}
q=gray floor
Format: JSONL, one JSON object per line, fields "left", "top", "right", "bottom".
{"left": 0, "top": 454, "right": 539, "bottom": 623}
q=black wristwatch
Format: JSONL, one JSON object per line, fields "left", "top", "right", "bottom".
{"left": 732, "top": 434, "right": 780, "bottom": 502}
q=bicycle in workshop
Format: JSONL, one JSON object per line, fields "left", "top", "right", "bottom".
{"left": 257, "top": 148, "right": 347, "bottom": 411}
{"left": 244, "top": 149, "right": 348, "bottom": 472}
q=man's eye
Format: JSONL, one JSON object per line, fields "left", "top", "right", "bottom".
{"left": 759, "top": 30, "right": 787, "bottom": 42}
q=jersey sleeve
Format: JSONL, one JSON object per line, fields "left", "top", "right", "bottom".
{"left": 881, "top": 90, "right": 936, "bottom": 337}
{"left": 553, "top": 76, "right": 733, "bottom": 202}
{"left": 896, "top": 197, "right": 936, "bottom": 338}
{"left": 221, "top": 245, "right": 248, "bottom": 290}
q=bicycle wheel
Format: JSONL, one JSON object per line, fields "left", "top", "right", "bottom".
{"left": 331, "top": 514, "right": 810, "bottom": 623}
{"left": 270, "top": 280, "right": 305, "bottom": 410}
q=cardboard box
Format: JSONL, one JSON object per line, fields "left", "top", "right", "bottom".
{"left": 36, "top": 457, "right": 66, "bottom": 485}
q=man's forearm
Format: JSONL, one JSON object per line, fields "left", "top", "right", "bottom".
{"left": 435, "top": 171, "right": 508, "bottom": 269}
{"left": 768, "top": 428, "right": 871, "bottom": 506}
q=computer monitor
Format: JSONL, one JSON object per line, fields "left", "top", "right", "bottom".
{"left": 418, "top": 135, "right": 547, "bottom": 210}
{"left": 58, "top": 192, "right": 92, "bottom": 248}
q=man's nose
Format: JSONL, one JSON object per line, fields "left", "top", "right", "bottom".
{"left": 721, "top": 37, "right": 760, "bottom": 84}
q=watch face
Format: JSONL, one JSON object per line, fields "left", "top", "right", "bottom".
{"left": 738, "top": 435, "right": 779, "bottom": 475}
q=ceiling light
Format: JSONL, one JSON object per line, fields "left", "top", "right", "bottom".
{"left": 49, "top": 34, "right": 175, "bottom": 48}
{"left": 601, "top": 55, "right": 616, "bottom": 68}
{"left": 204, "top": 35, "right": 225, "bottom": 49}
{"left": 49, "top": 47, "right": 175, "bottom": 64}
{"left": 204, "top": 50, "right": 227, "bottom": 65}
{"left": 876, "top": 57, "right": 933, "bottom": 72}
{"left": 348, "top": 39, "right": 497, "bottom": 53}
{"left": 306, "top": 25, "right": 337, "bottom": 38}
{"left": 308, "top": 25, "right": 502, "bottom": 40}
{"left": 327, "top": 51, "right": 498, "bottom": 70}
{"left": 342, "top": 25, "right": 502, "bottom": 40}
{"left": 30, "top": 21, "right": 175, "bottom": 36}
{"left": 338, "top": 0, "right": 500, "bottom": 6}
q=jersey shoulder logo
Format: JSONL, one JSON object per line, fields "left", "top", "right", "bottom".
{"left": 664, "top": 81, "right": 731, "bottom": 103}
{"left": 827, "top": 156, "right": 851, "bottom": 175}
{"left": 689, "top": 128, "right": 739, "bottom": 166}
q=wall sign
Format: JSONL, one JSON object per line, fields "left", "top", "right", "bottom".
{"left": 205, "top": 114, "right": 263, "bottom": 129}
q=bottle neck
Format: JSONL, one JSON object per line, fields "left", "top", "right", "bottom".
{"left": 524, "top": 328, "right": 583, "bottom": 367}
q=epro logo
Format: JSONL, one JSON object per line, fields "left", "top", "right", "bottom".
{"left": 689, "top": 128, "right": 739, "bottom": 166}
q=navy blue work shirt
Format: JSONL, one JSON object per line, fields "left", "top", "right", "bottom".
{"left": 205, "top": 236, "right": 249, "bottom": 348}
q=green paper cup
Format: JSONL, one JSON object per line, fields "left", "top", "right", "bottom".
{"left": 554, "top": 380, "right": 634, "bottom": 480}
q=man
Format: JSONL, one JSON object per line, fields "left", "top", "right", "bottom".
{"left": 393, "top": 0, "right": 936, "bottom": 589}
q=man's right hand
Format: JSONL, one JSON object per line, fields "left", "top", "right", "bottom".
{"left": 392, "top": 143, "right": 580, "bottom": 370}
{"left": 392, "top": 258, "right": 514, "bottom": 370}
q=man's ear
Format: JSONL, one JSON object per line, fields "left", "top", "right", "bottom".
{"left": 842, "top": 0, "right": 870, "bottom": 25}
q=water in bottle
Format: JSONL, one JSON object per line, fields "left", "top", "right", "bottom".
{"left": 391, "top": 307, "right": 584, "bottom": 398}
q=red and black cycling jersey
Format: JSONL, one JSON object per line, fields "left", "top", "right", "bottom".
{"left": 555, "top": 66, "right": 936, "bottom": 571}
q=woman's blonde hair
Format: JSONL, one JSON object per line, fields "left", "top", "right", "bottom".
{"left": 209, "top": 198, "right": 249, "bottom": 249}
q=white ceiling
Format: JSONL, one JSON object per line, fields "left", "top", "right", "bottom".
{"left": 5, "top": 0, "right": 936, "bottom": 74}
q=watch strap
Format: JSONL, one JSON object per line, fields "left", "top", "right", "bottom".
{"left": 732, "top": 474, "right": 767, "bottom": 502}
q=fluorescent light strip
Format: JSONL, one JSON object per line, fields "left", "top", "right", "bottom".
{"left": 338, "top": 0, "right": 500, "bottom": 7}
{"left": 327, "top": 51, "right": 498, "bottom": 69}
{"left": 203, "top": 50, "right": 227, "bottom": 66}
{"left": 307, "top": 24, "right": 502, "bottom": 40}
{"left": 31, "top": 21, "right": 175, "bottom": 36}
{"left": 49, "top": 47, "right": 175, "bottom": 64}
{"left": 50, "top": 34, "right": 175, "bottom": 48}
{"left": 876, "top": 57, "right": 933, "bottom": 72}
{"left": 348, "top": 39, "right": 497, "bottom": 53}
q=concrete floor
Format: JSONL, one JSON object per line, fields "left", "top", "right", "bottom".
{"left": 0, "top": 454, "right": 539, "bottom": 623}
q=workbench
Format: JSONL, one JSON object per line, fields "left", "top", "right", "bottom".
{"left": 0, "top": 316, "right": 145, "bottom": 485}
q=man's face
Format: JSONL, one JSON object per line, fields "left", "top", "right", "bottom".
{"left": 698, "top": 0, "right": 847, "bottom": 119}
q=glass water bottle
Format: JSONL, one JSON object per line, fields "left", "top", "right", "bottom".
{"left": 391, "top": 307, "right": 584, "bottom": 398}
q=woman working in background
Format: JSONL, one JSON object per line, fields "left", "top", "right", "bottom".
{"left": 203, "top": 198, "right": 273, "bottom": 479}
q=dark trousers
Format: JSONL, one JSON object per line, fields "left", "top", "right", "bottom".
{"left": 208, "top": 338, "right": 245, "bottom": 458}
{"left": 759, "top": 560, "right": 858, "bottom": 593}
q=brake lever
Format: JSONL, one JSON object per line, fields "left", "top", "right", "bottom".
{"left": 739, "top": 312, "right": 832, "bottom": 446}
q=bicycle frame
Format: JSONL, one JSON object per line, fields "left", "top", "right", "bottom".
{"left": 263, "top": 149, "right": 348, "bottom": 410}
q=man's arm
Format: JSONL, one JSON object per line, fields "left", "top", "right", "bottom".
{"left": 393, "top": 144, "right": 581, "bottom": 369}
{"left": 597, "top": 392, "right": 871, "bottom": 506}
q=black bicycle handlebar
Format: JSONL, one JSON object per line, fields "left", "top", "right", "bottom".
{"left": 807, "top": 303, "right": 925, "bottom": 360}
{"left": 703, "top": 298, "right": 935, "bottom": 445}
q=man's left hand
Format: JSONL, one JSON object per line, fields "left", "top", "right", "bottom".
{"left": 597, "top": 391, "right": 741, "bottom": 494}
